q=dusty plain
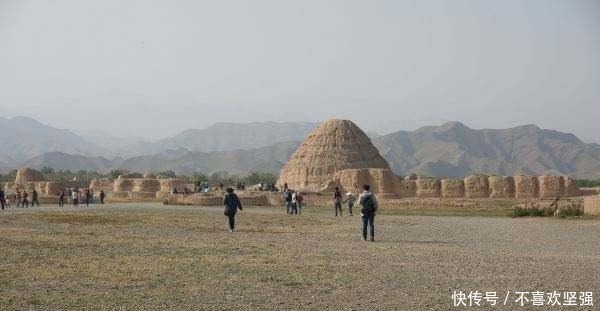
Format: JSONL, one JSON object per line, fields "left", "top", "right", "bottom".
{"left": 1, "top": 203, "right": 599, "bottom": 310}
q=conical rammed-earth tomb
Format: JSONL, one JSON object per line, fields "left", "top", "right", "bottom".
{"left": 277, "top": 119, "right": 391, "bottom": 192}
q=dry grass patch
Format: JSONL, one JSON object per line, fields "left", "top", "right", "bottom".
{"left": 1, "top": 203, "right": 599, "bottom": 310}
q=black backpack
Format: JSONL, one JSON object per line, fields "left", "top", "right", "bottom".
{"left": 286, "top": 191, "right": 292, "bottom": 202}
{"left": 361, "top": 195, "right": 376, "bottom": 214}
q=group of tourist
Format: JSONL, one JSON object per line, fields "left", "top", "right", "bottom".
{"left": 0, "top": 187, "right": 107, "bottom": 210}
{"left": 281, "top": 185, "right": 304, "bottom": 215}
{"left": 0, "top": 188, "right": 40, "bottom": 210}
{"left": 258, "top": 182, "right": 277, "bottom": 192}
{"left": 333, "top": 185, "right": 379, "bottom": 241}
{"left": 58, "top": 187, "right": 106, "bottom": 207}
{"left": 223, "top": 182, "right": 378, "bottom": 242}
{"left": 192, "top": 181, "right": 211, "bottom": 193}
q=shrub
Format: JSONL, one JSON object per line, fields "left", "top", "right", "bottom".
{"left": 556, "top": 206, "right": 583, "bottom": 218}
{"left": 512, "top": 205, "right": 582, "bottom": 218}
{"left": 512, "top": 206, "right": 555, "bottom": 218}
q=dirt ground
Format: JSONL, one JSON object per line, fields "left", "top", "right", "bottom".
{"left": 1, "top": 203, "right": 599, "bottom": 310}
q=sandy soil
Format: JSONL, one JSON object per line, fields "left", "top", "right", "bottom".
{"left": 1, "top": 203, "right": 599, "bottom": 310}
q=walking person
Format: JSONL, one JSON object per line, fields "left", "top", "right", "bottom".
{"left": 296, "top": 192, "right": 304, "bottom": 215}
{"left": 58, "top": 189, "right": 65, "bottom": 207}
{"left": 282, "top": 188, "right": 293, "bottom": 214}
{"left": 16, "top": 189, "right": 21, "bottom": 208}
{"left": 31, "top": 189, "right": 40, "bottom": 207}
{"left": 99, "top": 190, "right": 106, "bottom": 205}
{"left": 359, "top": 185, "right": 378, "bottom": 242}
{"left": 345, "top": 192, "right": 356, "bottom": 216}
{"left": 223, "top": 187, "right": 243, "bottom": 232}
{"left": 0, "top": 188, "right": 5, "bottom": 211}
{"left": 72, "top": 188, "right": 80, "bottom": 207}
{"left": 84, "top": 189, "right": 92, "bottom": 207}
{"left": 22, "top": 191, "right": 29, "bottom": 208}
{"left": 291, "top": 190, "right": 298, "bottom": 214}
{"left": 333, "top": 187, "right": 343, "bottom": 216}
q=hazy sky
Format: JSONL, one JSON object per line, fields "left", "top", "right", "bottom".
{"left": 0, "top": 0, "right": 599, "bottom": 141}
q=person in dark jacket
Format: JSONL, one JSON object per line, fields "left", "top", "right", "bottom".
{"left": 99, "top": 190, "right": 106, "bottom": 205}
{"left": 333, "top": 187, "right": 343, "bottom": 216}
{"left": 359, "top": 185, "right": 378, "bottom": 242}
{"left": 31, "top": 189, "right": 40, "bottom": 207}
{"left": 58, "top": 189, "right": 65, "bottom": 207}
{"left": 22, "top": 191, "right": 29, "bottom": 208}
{"left": 16, "top": 189, "right": 21, "bottom": 208}
{"left": 84, "top": 189, "right": 92, "bottom": 207}
{"left": 0, "top": 188, "right": 5, "bottom": 211}
{"left": 223, "top": 187, "right": 243, "bottom": 232}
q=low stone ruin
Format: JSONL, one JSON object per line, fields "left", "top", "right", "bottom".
{"left": 108, "top": 174, "right": 188, "bottom": 202}
{"left": 394, "top": 175, "right": 580, "bottom": 199}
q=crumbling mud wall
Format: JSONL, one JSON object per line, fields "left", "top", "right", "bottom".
{"left": 114, "top": 178, "right": 134, "bottom": 192}
{"left": 564, "top": 177, "right": 580, "bottom": 197}
{"left": 415, "top": 179, "right": 441, "bottom": 198}
{"left": 489, "top": 176, "right": 516, "bottom": 198}
{"left": 133, "top": 179, "right": 161, "bottom": 193}
{"left": 90, "top": 178, "right": 114, "bottom": 193}
{"left": 514, "top": 175, "right": 539, "bottom": 199}
{"left": 538, "top": 175, "right": 565, "bottom": 199}
{"left": 320, "top": 168, "right": 401, "bottom": 195}
{"left": 399, "top": 180, "right": 417, "bottom": 197}
{"left": 441, "top": 179, "right": 465, "bottom": 198}
{"left": 464, "top": 175, "right": 490, "bottom": 198}
{"left": 159, "top": 179, "right": 188, "bottom": 193}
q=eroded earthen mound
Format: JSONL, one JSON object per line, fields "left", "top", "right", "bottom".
{"left": 277, "top": 119, "right": 390, "bottom": 192}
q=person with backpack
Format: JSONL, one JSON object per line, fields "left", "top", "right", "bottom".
{"left": 282, "top": 188, "right": 293, "bottom": 214}
{"left": 359, "top": 184, "right": 378, "bottom": 242}
{"left": 31, "top": 189, "right": 40, "bottom": 207}
{"left": 333, "top": 187, "right": 343, "bottom": 216}
{"left": 223, "top": 187, "right": 243, "bottom": 232}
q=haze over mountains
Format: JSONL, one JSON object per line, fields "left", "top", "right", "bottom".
{"left": 113, "top": 122, "right": 317, "bottom": 157}
{"left": 1, "top": 116, "right": 599, "bottom": 179}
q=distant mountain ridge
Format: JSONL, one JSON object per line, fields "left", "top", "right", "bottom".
{"left": 2, "top": 117, "right": 599, "bottom": 179}
{"left": 0, "top": 116, "right": 108, "bottom": 166}
{"left": 372, "top": 121, "right": 600, "bottom": 179}
{"left": 115, "top": 121, "right": 317, "bottom": 157}
{"left": 19, "top": 141, "right": 299, "bottom": 175}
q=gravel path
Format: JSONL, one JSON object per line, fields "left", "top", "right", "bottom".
{"left": 0, "top": 204, "right": 598, "bottom": 310}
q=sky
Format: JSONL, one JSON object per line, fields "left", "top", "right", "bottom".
{"left": 0, "top": 0, "right": 599, "bottom": 142}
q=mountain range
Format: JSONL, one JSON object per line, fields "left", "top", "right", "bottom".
{"left": 372, "top": 121, "right": 600, "bottom": 179}
{"left": 1, "top": 116, "right": 599, "bottom": 179}
{"left": 0, "top": 117, "right": 108, "bottom": 166}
